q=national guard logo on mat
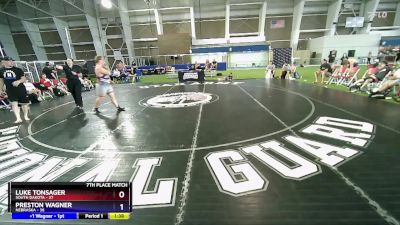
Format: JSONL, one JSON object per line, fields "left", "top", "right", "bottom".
{"left": 140, "top": 92, "right": 218, "bottom": 108}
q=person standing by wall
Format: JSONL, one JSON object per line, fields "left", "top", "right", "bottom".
{"left": 265, "top": 61, "right": 275, "bottom": 79}
{"left": 367, "top": 51, "right": 372, "bottom": 64}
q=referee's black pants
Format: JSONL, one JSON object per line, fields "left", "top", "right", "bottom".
{"left": 67, "top": 80, "right": 83, "bottom": 107}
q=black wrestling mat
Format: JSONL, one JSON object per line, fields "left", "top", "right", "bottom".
{"left": 0, "top": 79, "right": 399, "bottom": 225}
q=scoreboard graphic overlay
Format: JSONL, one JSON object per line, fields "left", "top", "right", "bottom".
{"left": 9, "top": 182, "right": 131, "bottom": 220}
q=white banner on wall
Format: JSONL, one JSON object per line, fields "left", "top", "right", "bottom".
{"left": 229, "top": 52, "right": 268, "bottom": 68}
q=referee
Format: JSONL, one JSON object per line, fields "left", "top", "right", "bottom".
{"left": 56, "top": 58, "right": 83, "bottom": 109}
{"left": 0, "top": 57, "right": 30, "bottom": 123}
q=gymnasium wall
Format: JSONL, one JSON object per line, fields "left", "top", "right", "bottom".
{"left": 158, "top": 33, "right": 191, "bottom": 55}
{"left": 300, "top": 15, "right": 326, "bottom": 30}
{"left": 40, "top": 31, "right": 62, "bottom": 45}
{"left": 163, "top": 22, "right": 191, "bottom": 34}
{"left": 230, "top": 18, "right": 259, "bottom": 34}
{"left": 308, "top": 34, "right": 381, "bottom": 62}
{"left": 74, "top": 44, "right": 97, "bottom": 60}
{"left": 158, "top": 33, "right": 191, "bottom": 65}
{"left": 195, "top": 20, "right": 225, "bottom": 39}
{"left": 69, "top": 29, "right": 93, "bottom": 43}
{"left": 12, "top": 33, "right": 36, "bottom": 61}
{"left": 266, "top": 16, "right": 292, "bottom": 48}
{"left": 131, "top": 24, "right": 158, "bottom": 39}
{"left": 44, "top": 46, "right": 66, "bottom": 60}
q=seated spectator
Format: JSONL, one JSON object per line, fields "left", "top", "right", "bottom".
{"left": 281, "top": 63, "right": 291, "bottom": 79}
{"left": 211, "top": 59, "right": 217, "bottom": 70}
{"left": 194, "top": 61, "right": 201, "bottom": 70}
{"left": 81, "top": 76, "right": 94, "bottom": 90}
{"left": 115, "top": 61, "right": 130, "bottom": 82}
{"left": 42, "top": 62, "right": 57, "bottom": 80}
{"left": 265, "top": 61, "right": 275, "bottom": 79}
{"left": 39, "top": 74, "right": 55, "bottom": 94}
{"left": 81, "top": 64, "right": 94, "bottom": 90}
{"left": 155, "top": 66, "right": 165, "bottom": 74}
{"left": 205, "top": 59, "right": 211, "bottom": 71}
{"left": 39, "top": 74, "right": 69, "bottom": 96}
{"left": 0, "top": 91, "right": 10, "bottom": 109}
{"left": 112, "top": 68, "right": 120, "bottom": 81}
{"left": 370, "top": 68, "right": 400, "bottom": 98}
{"left": 339, "top": 56, "right": 349, "bottom": 75}
{"left": 314, "top": 59, "right": 332, "bottom": 84}
{"left": 359, "top": 61, "right": 391, "bottom": 92}
{"left": 348, "top": 58, "right": 359, "bottom": 74}
{"left": 349, "top": 62, "right": 379, "bottom": 91}
{"left": 24, "top": 80, "right": 43, "bottom": 102}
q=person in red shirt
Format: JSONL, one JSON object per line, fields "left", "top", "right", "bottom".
{"left": 39, "top": 73, "right": 55, "bottom": 95}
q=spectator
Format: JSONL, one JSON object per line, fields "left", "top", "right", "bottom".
{"left": 369, "top": 68, "right": 400, "bottom": 98}
{"left": 339, "top": 56, "right": 349, "bottom": 76}
{"left": 81, "top": 61, "right": 94, "bottom": 90}
{"left": 131, "top": 61, "right": 137, "bottom": 75}
{"left": 115, "top": 61, "right": 130, "bottom": 82}
{"left": 349, "top": 62, "right": 379, "bottom": 92}
{"left": 265, "top": 61, "right": 275, "bottom": 79}
{"left": 281, "top": 63, "right": 291, "bottom": 79}
{"left": 0, "top": 56, "right": 30, "bottom": 123}
{"left": 290, "top": 62, "right": 299, "bottom": 79}
{"left": 367, "top": 51, "right": 372, "bottom": 64}
{"left": 112, "top": 68, "right": 120, "bottom": 81}
{"left": 0, "top": 91, "right": 9, "bottom": 109}
{"left": 211, "top": 59, "right": 217, "bottom": 70}
{"left": 340, "top": 53, "right": 348, "bottom": 62}
{"left": 39, "top": 74, "right": 55, "bottom": 95}
{"left": 24, "top": 79, "right": 43, "bottom": 102}
{"left": 42, "top": 62, "right": 57, "bottom": 80}
{"left": 194, "top": 61, "right": 200, "bottom": 70}
{"left": 345, "top": 58, "right": 360, "bottom": 79}
{"left": 39, "top": 74, "right": 69, "bottom": 96}
{"left": 205, "top": 59, "right": 211, "bottom": 71}
{"left": 359, "top": 61, "right": 391, "bottom": 92}
{"left": 314, "top": 59, "right": 332, "bottom": 84}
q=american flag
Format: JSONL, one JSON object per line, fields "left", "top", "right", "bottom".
{"left": 271, "top": 19, "right": 285, "bottom": 29}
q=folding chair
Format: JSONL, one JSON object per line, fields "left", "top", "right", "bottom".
{"left": 53, "top": 79, "right": 68, "bottom": 91}
{"left": 340, "top": 68, "right": 360, "bottom": 86}
{"left": 328, "top": 68, "right": 345, "bottom": 85}
{"left": 366, "top": 77, "right": 387, "bottom": 93}
{"left": 0, "top": 95, "right": 10, "bottom": 110}
{"left": 34, "top": 82, "right": 53, "bottom": 99}
{"left": 59, "top": 77, "right": 68, "bottom": 86}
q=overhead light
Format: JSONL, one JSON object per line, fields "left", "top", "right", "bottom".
{"left": 101, "top": 0, "right": 112, "bottom": 9}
